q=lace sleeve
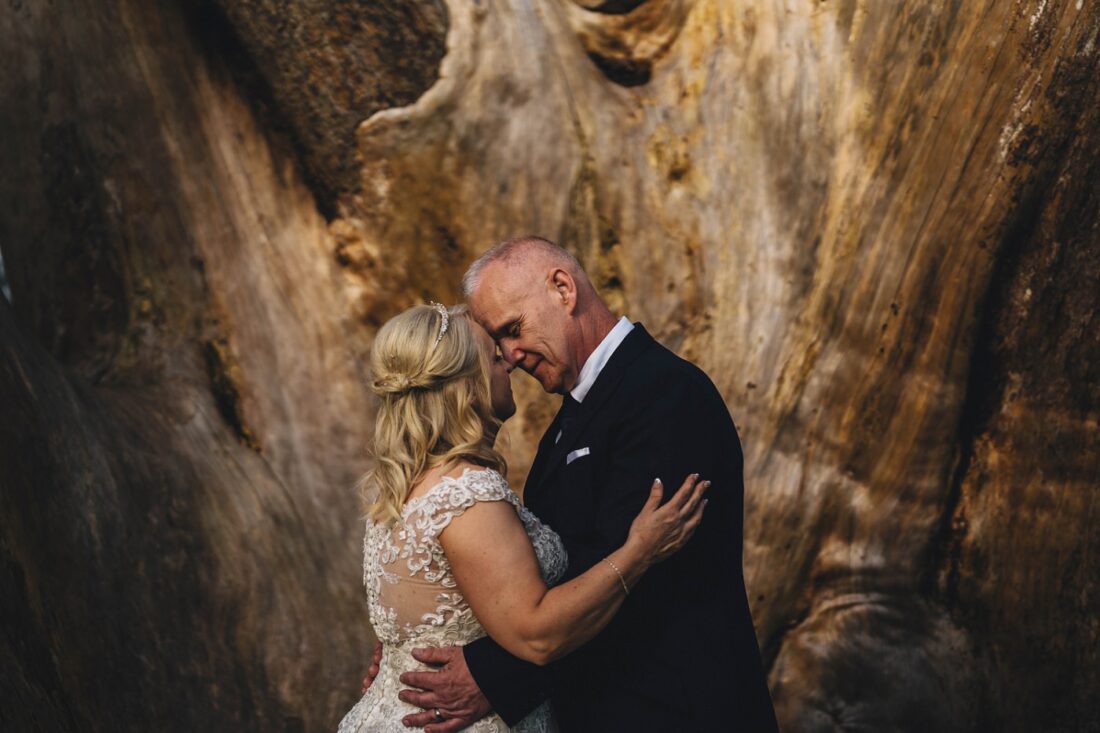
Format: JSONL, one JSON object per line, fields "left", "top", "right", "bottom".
{"left": 404, "top": 468, "right": 520, "bottom": 540}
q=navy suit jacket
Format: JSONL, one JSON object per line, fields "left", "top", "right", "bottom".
{"left": 464, "top": 324, "right": 777, "bottom": 731}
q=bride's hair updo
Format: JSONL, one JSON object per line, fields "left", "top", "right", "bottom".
{"left": 362, "top": 304, "right": 506, "bottom": 523}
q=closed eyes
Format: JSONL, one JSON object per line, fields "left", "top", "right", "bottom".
{"left": 493, "top": 317, "right": 523, "bottom": 341}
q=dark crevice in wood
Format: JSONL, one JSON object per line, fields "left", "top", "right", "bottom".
{"left": 181, "top": 1, "right": 338, "bottom": 219}
{"left": 759, "top": 605, "right": 811, "bottom": 675}
{"left": 924, "top": 36, "right": 1100, "bottom": 609}
{"left": 576, "top": 0, "right": 649, "bottom": 14}
{"left": 202, "top": 336, "right": 261, "bottom": 451}
{"left": 924, "top": 171, "right": 1049, "bottom": 606}
{"left": 586, "top": 52, "right": 652, "bottom": 87}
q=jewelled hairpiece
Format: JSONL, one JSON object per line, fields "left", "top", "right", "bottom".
{"left": 430, "top": 302, "right": 449, "bottom": 345}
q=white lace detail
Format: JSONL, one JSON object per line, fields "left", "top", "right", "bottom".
{"left": 339, "top": 468, "right": 566, "bottom": 732}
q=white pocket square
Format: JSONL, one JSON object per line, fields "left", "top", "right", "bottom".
{"left": 566, "top": 447, "right": 591, "bottom": 465}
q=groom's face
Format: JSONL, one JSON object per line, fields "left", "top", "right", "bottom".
{"left": 469, "top": 261, "right": 578, "bottom": 395}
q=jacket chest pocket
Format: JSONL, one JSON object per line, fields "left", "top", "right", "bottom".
{"left": 552, "top": 443, "right": 599, "bottom": 532}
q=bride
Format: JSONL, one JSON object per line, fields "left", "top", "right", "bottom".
{"left": 338, "top": 303, "right": 708, "bottom": 732}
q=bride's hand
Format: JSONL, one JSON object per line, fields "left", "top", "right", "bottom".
{"left": 627, "top": 474, "right": 709, "bottom": 564}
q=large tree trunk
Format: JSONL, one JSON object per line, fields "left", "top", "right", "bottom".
{"left": 1, "top": 1, "right": 1097, "bottom": 731}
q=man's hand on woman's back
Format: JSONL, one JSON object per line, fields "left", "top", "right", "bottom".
{"left": 360, "top": 641, "right": 383, "bottom": 695}
{"left": 399, "top": 646, "right": 493, "bottom": 732}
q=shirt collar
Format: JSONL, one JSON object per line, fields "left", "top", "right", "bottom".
{"left": 570, "top": 317, "right": 634, "bottom": 403}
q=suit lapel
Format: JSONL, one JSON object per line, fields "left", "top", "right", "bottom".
{"left": 524, "top": 324, "right": 656, "bottom": 505}
{"left": 524, "top": 411, "right": 562, "bottom": 501}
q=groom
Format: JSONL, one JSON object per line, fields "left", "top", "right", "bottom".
{"left": 395, "top": 237, "right": 776, "bottom": 731}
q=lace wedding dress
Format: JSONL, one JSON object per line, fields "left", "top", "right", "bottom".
{"left": 338, "top": 467, "right": 567, "bottom": 732}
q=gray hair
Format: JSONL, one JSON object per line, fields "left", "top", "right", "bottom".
{"left": 462, "top": 236, "right": 585, "bottom": 298}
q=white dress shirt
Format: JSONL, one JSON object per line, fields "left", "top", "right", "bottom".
{"left": 571, "top": 316, "right": 635, "bottom": 403}
{"left": 555, "top": 317, "right": 634, "bottom": 444}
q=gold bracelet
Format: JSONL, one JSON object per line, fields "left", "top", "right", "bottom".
{"left": 605, "top": 558, "right": 629, "bottom": 596}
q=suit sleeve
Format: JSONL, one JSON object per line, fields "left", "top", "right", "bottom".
{"left": 463, "top": 630, "right": 550, "bottom": 725}
{"left": 567, "top": 370, "right": 735, "bottom": 577}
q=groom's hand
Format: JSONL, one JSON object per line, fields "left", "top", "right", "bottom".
{"left": 360, "top": 642, "right": 383, "bottom": 695}
{"left": 399, "top": 646, "right": 492, "bottom": 732}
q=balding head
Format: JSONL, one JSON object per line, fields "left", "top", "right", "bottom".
{"left": 462, "top": 236, "right": 618, "bottom": 394}
{"left": 462, "top": 236, "right": 589, "bottom": 300}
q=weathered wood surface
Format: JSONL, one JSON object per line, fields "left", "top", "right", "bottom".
{"left": 0, "top": 1, "right": 422, "bottom": 729}
{"left": 1, "top": 0, "right": 1097, "bottom": 730}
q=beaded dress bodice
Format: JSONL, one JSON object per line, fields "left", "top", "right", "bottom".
{"left": 338, "top": 468, "right": 567, "bottom": 732}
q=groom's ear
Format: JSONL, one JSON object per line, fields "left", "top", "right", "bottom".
{"left": 549, "top": 268, "right": 577, "bottom": 314}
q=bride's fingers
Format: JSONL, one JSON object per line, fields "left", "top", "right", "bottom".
{"left": 664, "top": 473, "right": 700, "bottom": 512}
{"left": 682, "top": 493, "right": 708, "bottom": 534}
{"left": 672, "top": 497, "right": 708, "bottom": 547}
{"left": 658, "top": 490, "right": 709, "bottom": 551}
{"left": 642, "top": 477, "right": 665, "bottom": 513}
{"left": 678, "top": 480, "right": 710, "bottom": 518}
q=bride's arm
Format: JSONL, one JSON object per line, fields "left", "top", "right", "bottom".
{"left": 440, "top": 473, "right": 707, "bottom": 666}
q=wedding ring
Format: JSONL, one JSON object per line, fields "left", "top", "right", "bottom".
{"left": 434, "top": 708, "right": 444, "bottom": 722}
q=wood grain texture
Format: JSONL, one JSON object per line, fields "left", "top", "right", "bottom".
{"left": 0, "top": 0, "right": 437, "bottom": 728}
{"left": 1, "top": 0, "right": 1097, "bottom": 730}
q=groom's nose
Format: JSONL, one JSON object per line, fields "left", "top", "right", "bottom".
{"left": 501, "top": 343, "right": 524, "bottom": 366}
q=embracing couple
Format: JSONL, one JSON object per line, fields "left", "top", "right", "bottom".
{"left": 339, "top": 237, "right": 777, "bottom": 732}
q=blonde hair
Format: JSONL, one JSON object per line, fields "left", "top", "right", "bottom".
{"left": 362, "top": 304, "right": 506, "bottom": 523}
